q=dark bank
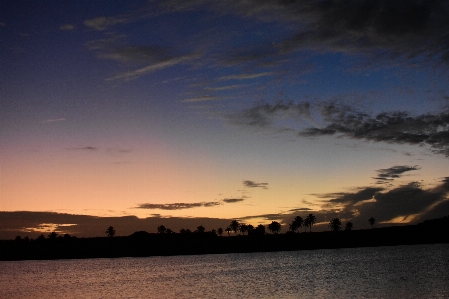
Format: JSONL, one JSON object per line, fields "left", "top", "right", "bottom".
{"left": 1, "top": 216, "right": 448, "bottom": 261}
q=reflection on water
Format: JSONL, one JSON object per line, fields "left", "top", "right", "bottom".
{"left": 1, "top": 244, "right": 448, "bottom": 298}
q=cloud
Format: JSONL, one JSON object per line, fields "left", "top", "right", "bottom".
{"left": 66, "top": 146, "right": 98, "bottom": 151}
{"left": 231, "top": 101, "right": 449, "bottom": 157}
{"left": 41, "top": 118, "right": 66, "bottom": 123}
{"left": 217, "top": 72, "right": 275, "bottom": 81}
{"left": 222, "top": 198, "right": 245, "bottom": 203}
{"left": 107, "top": 54, "right": 199, "bottom": 81}
{"left": 230, "top": 101, "right": 312, "bottom": 128}
{"left": 136, "top": 201, "right": 221, "bottom": 210}
{"left": 84, "top": 16, "right": 127, "bottom": 31}
{"left": 181, "top": 96, "right": 219, "bottom": 103}
{"left": 319, "top": 187, "right": 384, "bottom": 205}
{"left": 243, "top": 180, "right": 268, "bottom": 189}
{"left": 59, "top": 24, "right": 75, "bottom": 31}
{"left": 373, "top": 165, "right": 421, "bottom": 184}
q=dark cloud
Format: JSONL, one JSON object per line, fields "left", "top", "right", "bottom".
{"left": 323, "top": 187, "right": 384, "bottom": 205}
{"left": 231, "top": 101, "right": 449, "bottom": 157}
{"left": 136, "top": 202, "right": 221, "bottom": 210}
{"left": 160, "top": 0, "right": 449, "bottom": 68}
{"left": 243, "top": 180, "right": 269, "bottom": 189}
{"left": 222, "top": 198, "right": 245, "bottom": 203}
{"left": 66, "top": 146, "right": 98, "bottom": 151}
{"left": 373, "top": 165, "right": 421, "bottom": 184}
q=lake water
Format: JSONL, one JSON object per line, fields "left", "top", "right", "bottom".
{"left": 1, "top": 244, "right": 448, "bottom": 298}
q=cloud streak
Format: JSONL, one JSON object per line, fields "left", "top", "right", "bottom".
{"left": 243, "top": 180, "right": 269, "bottom": 189}
{"left": 136, "top": 202, "right": 221, "bottom": 210}
{"left": 374, "top": 165, "right": 421, "bottom": 184}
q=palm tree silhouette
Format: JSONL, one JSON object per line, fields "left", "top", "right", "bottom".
{"left": 217, "top": 228, "right": 223, "bottom": 236}
{"left": 239, "top": 223, "right": 248, "bottom": 235}
{"left": 230, "top": 220, "right": 240, "bottom": 235}
{"left": 329, "top": 218, "right": 341, "bottom": 232}
{"left": 368, "top": 217, "right": 375, "bottom": 229}
{"left": 255, "top": 224, "right": 266, "bottom": 235}
{"left": 267, "top": 221, "right": 281, "bottom": 234}
{"left": 289, "top": 216, "right": 304, "bottom": 232}
{"left": 225, "top": 226, "right": 232, "bottom": 236}
{"left": 345, "top": 222, "right": 353, "bottom": 231}
{"left": 105, "top": 226, "right": 115, "bottom": 237}
{"left": 305, "top": 214, "right": 316, "bottom": 232}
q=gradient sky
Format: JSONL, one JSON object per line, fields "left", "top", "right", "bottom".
{"left": 1, "top": 0, "right": 449, "bottom": 238}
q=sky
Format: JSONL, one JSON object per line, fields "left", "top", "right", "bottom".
{"left": 1, "top": 0, "right": 449, "bottom": 239}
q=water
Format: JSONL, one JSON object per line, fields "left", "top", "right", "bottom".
{"left": 1, "top": 244, "right": 448, "bottom": 298}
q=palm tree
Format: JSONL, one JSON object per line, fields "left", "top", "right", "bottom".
{"left": 345, "top": 222, "right": 353, "bottom": 231}
{"left": 239, "top": 223, "right": 248, "bottom": 235}
{"left": 305, "top": 214, "right": 316, "bottom": 232}
{"left": 217, "top": 227, "right": 223, "bottom": 236}
{"left": 105, "top": 226, "right": 115, "bottom": 237}
{"left": 229, "top": 220, "right": 240, "bottom": 235}
{"left": 368, "top": 217, "right": 375, "bottom": 229}
{"left": 267, "top": 221, "right": 281, "bottom": 234}
{"left": 255, "top": 224, "right": 265, "bottom": 235}
{"left": 226, "top": 226, "right": 232, "bottom": 236}
{"left": 157, "top": 225, "right": 167, "bottom": 234}
{"left": 329, "top": 218, "right": 342, "bottom": 232}
{"left": 289, "top": 216, "right": 304, "bottom": 232}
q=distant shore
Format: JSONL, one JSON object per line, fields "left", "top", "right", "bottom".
{"left": 1, "top": 221, "right": 448, "bottom": 261}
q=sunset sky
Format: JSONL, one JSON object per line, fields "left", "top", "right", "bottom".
{"left": 1, "top": 0, "right": 449, "bottom": 238}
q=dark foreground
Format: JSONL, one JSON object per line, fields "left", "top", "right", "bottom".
{"left": 1, "top": 220, "right": 448, "bottom": 261}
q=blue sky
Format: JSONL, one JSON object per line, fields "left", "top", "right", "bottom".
{"left": 1, "top": 0, "right": 449, "bottom": 238}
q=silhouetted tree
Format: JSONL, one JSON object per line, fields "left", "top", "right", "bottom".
{"left": 345, "top": 222, "right": 353, "bottom": 231}
{"left": 48, "top": 231, "right": 58, "bottom": 239}
{"left": 36, "top": 234, "right": 46, "bottom": 242}
{"left": 157, "top": 225, "right": 167, "bottom": 234}
{"left": 166, "top": 228, "right": 174, "bottom": 234}
{"left": 239, "top": 223, "right": 248, "bottom": 235}
{"left": 268, "top": 221, "right": 281, "bottom": 234}
{"left": 63, "top": 233, "right": 71, "bottom": 239}
{"left": 247, "top": 224, "right": 254, "bottom": 234}
{"left": 195, "top": 225, "right": 205, "bottom": 233}
{"left": 368, "top": 217, "right": 375, "bottom": 229}
{"left": 329, "top": 218, "right": 342, "bottom": 232}
{"left": 254, "top": 224, "right": 266, "bottom": 235}
{"left": 217, "top": 228, "right": 223, "bottom": 236}
{"left": 211, "top": 229, "right": 217, "bottom": 236}
{"left": 226, "top": 226, "right": 232, "bottom": 236}
{"left": 230, "top": 220, "right": 240, "bottom": 234}
{"left": 305, "top": 214, "right": 316, "bottom": 232}
{"left": 106, "top": 226, "right": 115, "bottom": 237}
{"left": 289, "top": 216, "right": 304, "bottom": 232}
{"left": 180, "top": 228, "right": 191, "bottom": 234}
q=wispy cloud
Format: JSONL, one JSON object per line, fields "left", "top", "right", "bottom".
{"left": 136, "top": 202, "right": 221, "bottom": 210}
{"left": 217, "top": 72, "right": 275, "bottom": 81}
{"left": 373, "top": 165, "right": 421, "bottom": 184}
{"left": 84, "top": 16, "right": 127, "bottom": 31}
{"left": 41, "top": 118, "right": 66, "bottom": 123}
{"left": 222, "top": 198, "right": 245, "bottom": 203}
{"left": 66, "top": 146, "right": 98, "bottom": 151}
{"left": 181, "top": 96, "right": 218, "bottom": 103}
{"left": 230, "top": 101, "right": 449, "bottom": 157}
{"left": 107, "top": 54, "right": 199, "bottom": 81}
{"left": 59, "top": 24, "right": 75, "bottom": 31}
{"left": 243, "top": 180, "right": 268, "bottom": 189}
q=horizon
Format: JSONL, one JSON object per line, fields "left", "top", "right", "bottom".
{"left": 1, "top": 1, "right": 449, "bottom": 240}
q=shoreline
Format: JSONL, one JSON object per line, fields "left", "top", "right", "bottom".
{"left": 1, "top": 224, "right": 448, "bottom": 261}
